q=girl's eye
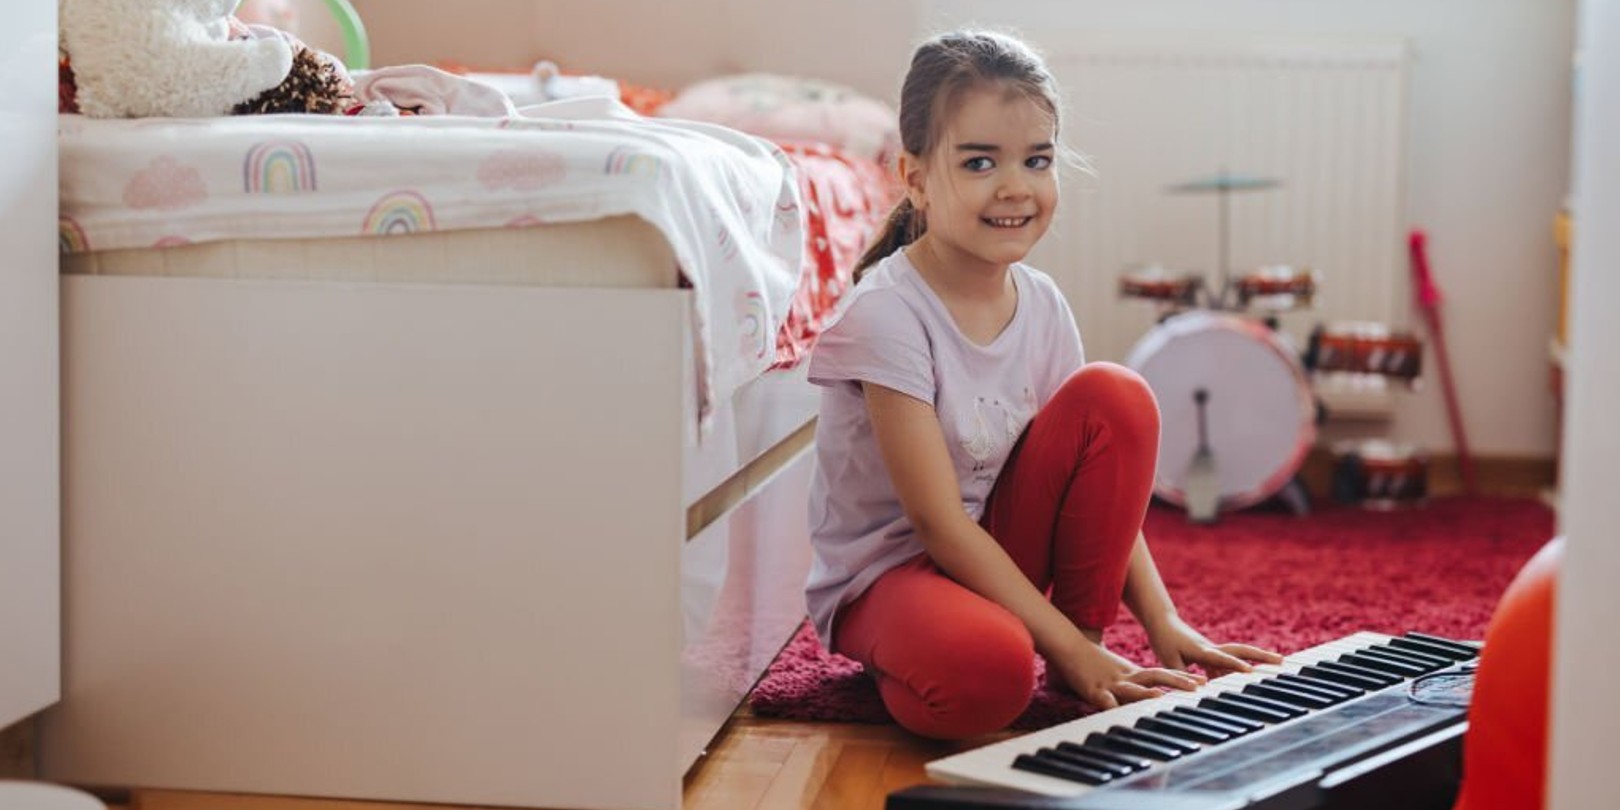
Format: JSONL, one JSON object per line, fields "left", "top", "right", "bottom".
{"left": 1027, "top": 155, "right": 1054, "bottom": 170}
{"left": 963, "top": 156, "right": 994, "bottom": 172}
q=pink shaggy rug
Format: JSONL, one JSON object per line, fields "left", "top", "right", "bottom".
{"left": 747, "top": 496, "right": 1553, "bottom": 729}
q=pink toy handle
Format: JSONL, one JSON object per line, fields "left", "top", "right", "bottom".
{"left": 1409, "top": 229, "right": 1442, "bottom": 309}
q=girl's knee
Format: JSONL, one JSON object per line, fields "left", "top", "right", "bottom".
{"left": 1057, "top": 362, "right": 1154, "bottom": 406}
{"left": 888, "top": 620, "right": 1037, "bottom": 739}
{"left": 1051, "top": 362, "right": 1160, "bottom": 435}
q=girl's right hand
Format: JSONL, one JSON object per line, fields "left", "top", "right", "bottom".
{"left": 1053, "top": 637, "right": 1205, "bottom": 710}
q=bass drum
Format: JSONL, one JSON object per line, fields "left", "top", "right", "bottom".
{"left": 1125, "top": 311, "right": 1316, "bottom": 512}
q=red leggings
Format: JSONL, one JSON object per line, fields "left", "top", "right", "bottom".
{"left": 832, "top": 362, "right": 1161, "bottom": 739}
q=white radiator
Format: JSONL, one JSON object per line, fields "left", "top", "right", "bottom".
{"left": 1027, "top": 33, "right": 1412, "bottom": 364}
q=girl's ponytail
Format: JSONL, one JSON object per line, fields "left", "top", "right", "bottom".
{"left": 853, "top": 197, "right": 924, "bottom": 283}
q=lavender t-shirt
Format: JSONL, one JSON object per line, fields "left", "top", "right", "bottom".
{"left": 805, "top": 250, "right": 1086, "bottom": 645}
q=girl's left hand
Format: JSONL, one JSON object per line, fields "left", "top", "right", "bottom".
{"left": 1146, "top": 613, "right": 1283, "bottom": 678}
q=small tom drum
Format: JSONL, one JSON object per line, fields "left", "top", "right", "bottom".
{"left": 1234, "top": 265, "right": 1317, "bottom": 311}
{"left": 1310, "top": 322, "right": 1424, "bottom": 382}
{"left": 1331, "top": 440, "right": 1428, "bottom": 509}
{"left": 1125, "top": 311, "right": 1316, "bottom": 512}
{"left": 1119, "top": 264, "right": 1202, "bottom": 307}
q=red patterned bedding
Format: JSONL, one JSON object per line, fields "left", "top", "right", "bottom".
{"left": 772, "top": 142, "right": 898, "bottom": 369}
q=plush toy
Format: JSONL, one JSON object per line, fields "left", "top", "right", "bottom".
{"left": 226, "top": 19, "right": 354, "bottom": 115}
{"left": 61, "top": 0, "right": 291, "bottom": 117}
{"left": 60, "top": 0, "right": 357, "bottom": 118}
{"left": 234, "top": 0, "right": 297, "bottom": 30}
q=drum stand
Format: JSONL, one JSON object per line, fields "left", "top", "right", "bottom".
{"left": 1270, "top": 476, "right": 1314, "bottom": 516}
{"left": 1166, "top": 170, "right": 1282, "bottom": 312}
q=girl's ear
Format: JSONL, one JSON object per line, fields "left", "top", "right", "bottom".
{"left": 898, "top": 151, "right": 927, "bottom": 210}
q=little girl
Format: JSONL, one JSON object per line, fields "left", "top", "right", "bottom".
{"left": 805, "top": 30, "right": 1281, "bottom": 740}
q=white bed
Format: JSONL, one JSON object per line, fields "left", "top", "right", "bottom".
{"left": 41, "top": 107, "right": 825, "bottom": 810}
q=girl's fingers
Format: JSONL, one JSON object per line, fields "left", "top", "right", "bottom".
{"left": 1187, "top": 646, "right": 1253, "bottom": 675}
{"left": 1129, "top": 667, "right": 1203, "bottom": 691}
{"left": 1110, "top": 681, "right": 1163, "bottom": 704}
{"left": 1084, "top": 685, "right": 1120, "bottom": 710}
{"left": 1220, "top": 643, "right": 1285, "bottom": 664}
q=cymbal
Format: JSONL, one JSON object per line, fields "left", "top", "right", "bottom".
{"left": 1167, "top": 173, "right": 1282, "bottom": 193}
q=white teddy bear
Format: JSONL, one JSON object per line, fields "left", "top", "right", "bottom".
{"left": 61, "top": 0, "right": 294, "bottom": 118}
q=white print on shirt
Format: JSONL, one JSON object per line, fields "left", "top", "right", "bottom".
{"left": 960, "top": 392, "right": 1036, "bottom": 473}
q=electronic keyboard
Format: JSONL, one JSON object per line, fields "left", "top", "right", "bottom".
{"left": 886, "top": 631, "right": 1479, "bottom": 810}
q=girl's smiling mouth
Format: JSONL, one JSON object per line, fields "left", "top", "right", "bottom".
{"left": 984, "top": 216, "right": 1034, "bottom": 228}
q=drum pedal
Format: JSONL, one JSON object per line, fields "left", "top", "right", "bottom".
{"left": 1185, "top": 388, "right": 1219, "bottom": 523}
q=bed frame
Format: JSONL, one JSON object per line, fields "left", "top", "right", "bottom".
{"left": 40, "top": 224, "right": 818, "bottom": 810}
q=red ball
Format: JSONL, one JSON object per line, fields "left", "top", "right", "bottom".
{"left": 1452, "top": 537, "right": 1561, "bottom": 810}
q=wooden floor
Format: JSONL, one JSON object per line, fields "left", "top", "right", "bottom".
{"left": 97, "top": 715, "right": 970, "bottom": 810}
{"left": 684, "top": 717, "right": 979, "bottom": 810}
{"left": 90, "top": 472, "right": 1543, "bottom": 810}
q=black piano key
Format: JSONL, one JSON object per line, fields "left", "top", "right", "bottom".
{"left": 1392, "top": 635, "right": 1478, "bottom": 662}
{"left": 1200, "top": 695, "right": 1292, "bottom": 724}
{"left": 1168, "top": 705, "right": 1262, "bottom": 735}
{"left": 1403, "top": 632, "right": 1481, "bottom": 659}
{"left": 1219, "top": 691, "right": 1309, "bottom": 720}
{"left": 1013, "top": 753, "right": 1112, "bottom": 785}
{"left": 1243, "top": 681, "right": 1336, "bottom": 710}
{"left": 1086, "top": 730, "right": 1183, "bottom": 761}
{"left": 1039, "top": 745, "right": 1138, "bottom": 778}
{"left": 1264, "top": 674, "right": 1353, "bottom": 702}
{"left": 1138, "top": 715, "right": 1233, "bottom": 745}
{"left": 1372, "top": 641, "right": 1454, "bottom": 666}
{"left": 1360, "top": 644, "right": 1451, "bottom": 677}
{"left": 1033, "top": 749, "right": 1120, "bottom": 783}
{"left": 1299, "top": 663, "right": 1389, "bottom": 691}
{"left": 1339, "top": 652, "right": 1427, "bottom": 679}
{"left": 1055, "top": 741, "right": 1151, "bottom": 772}
{"left": 1275, "top": 672, "right": 1362, "bottom": 701}
{"left": 1314, "top": 660, "right": 1403, "bottom": 689}
{"left": 1359, "top": 644, "right": 1450, "bottom": 673}
{"left": 1112, "top": 725, "right": 1202, "bottom": 756}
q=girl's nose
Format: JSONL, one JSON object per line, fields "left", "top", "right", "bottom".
{"left": 996, "top": 174, "right": 1032, "bottom": 200}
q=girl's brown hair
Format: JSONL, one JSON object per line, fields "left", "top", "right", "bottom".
{"left": 854, "top": 31, "right": 1067, "bottom": 280}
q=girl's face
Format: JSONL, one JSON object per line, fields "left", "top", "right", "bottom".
{"left": 904, "top": 85, "right": 1060, "bottom": 274}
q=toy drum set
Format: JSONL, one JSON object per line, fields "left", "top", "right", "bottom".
{"left": 1120, "top": 172, "right": 1428, "bottom": 517}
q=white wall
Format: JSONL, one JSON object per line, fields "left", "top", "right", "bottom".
{"left": 331, "top": 0, "right": 1573, "bottom": 458}
{"left": 1549, "top": 2, "right": 1618, "bottom": 807}
{"left": 0, "top": 0, "right": 60, "bottom": 728}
